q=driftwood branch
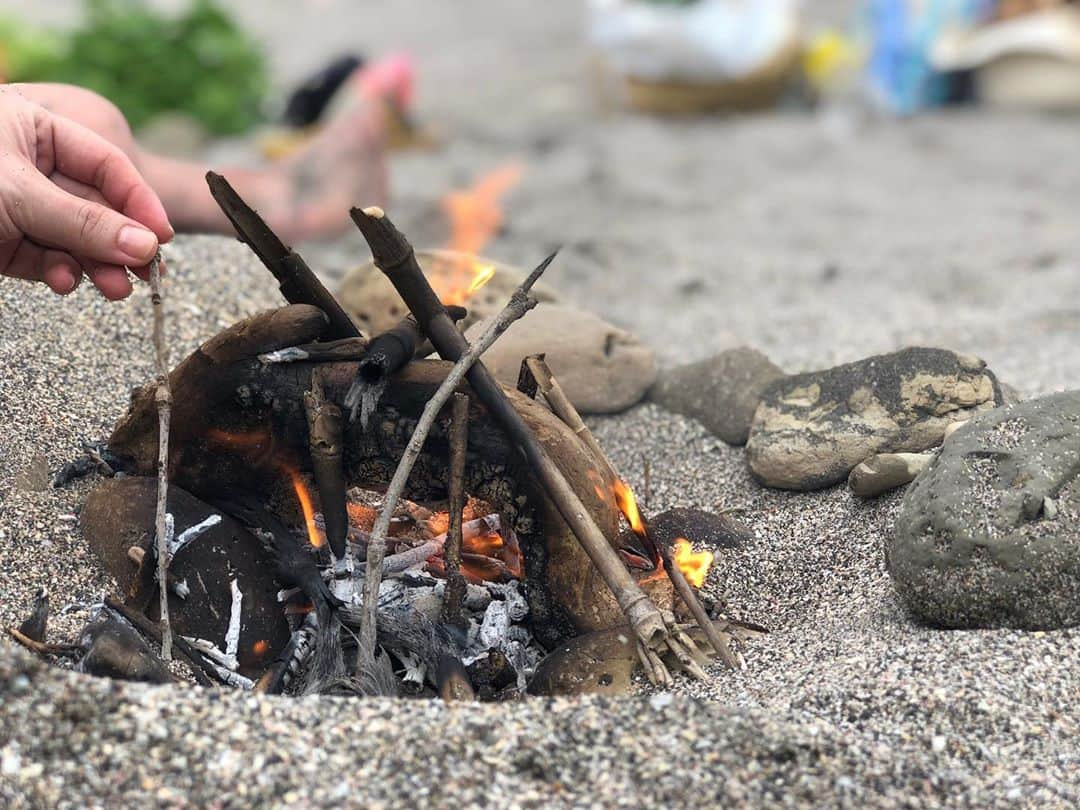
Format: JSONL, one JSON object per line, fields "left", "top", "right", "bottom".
{"left": 355, "top": 246, "right": 547, "bottom": 665}
{"left": 205, "top": 171, "right": 360, "bottom": 341}
{"left": 350, "top": 206, "right": 672, "bottom": 676}
{"left": 149, "top": 254, "right": 173, "bottom": 661}
{"left": 441, "top": 393, "right": 470, "bottom": 627}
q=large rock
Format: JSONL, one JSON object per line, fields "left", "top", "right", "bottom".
{"left": 746, "top": 347, "right": 1003, "bottom": 490}
{"left": 464, "top": 305, "right": 657, "bottom": 414}
{"left": 337, "top": 249, "right": 560, "bottom": 337}
{"left": 888, "top": 392, "right": 1080, "bottom": 630}
{"left": 648, "top": 347, "right": 784, "bottom": 445}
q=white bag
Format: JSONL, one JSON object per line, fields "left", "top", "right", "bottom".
{"left": 587, "top": 0, "right": 801, "bottom": 82}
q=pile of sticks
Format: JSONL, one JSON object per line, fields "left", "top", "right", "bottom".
{"left": 203, "top": 172, "right": 740, "bottom": 690}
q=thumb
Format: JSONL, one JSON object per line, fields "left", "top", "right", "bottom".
{"left": 11, "top": 166, "right": 160, "bottom": 266}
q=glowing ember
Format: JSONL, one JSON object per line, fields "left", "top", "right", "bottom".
{"left": 434, "top": 163, "right": 523, "bottom": 305}
{"left": 674, "top": 539, "right": 713, "bottom": 588}
{"left": 346, "top": 502, "right": 377, "bottom": 531}
{"left": 289, "top": 473, "right": 323, "bottom": 548}
{"left": 252, "top": 639, "right": 270, "bottom": 656}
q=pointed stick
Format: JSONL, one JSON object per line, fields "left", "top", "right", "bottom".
{"left": 205, "top": 171, "right": 360, "bottom": 340}
{"left": 440, "top": 393, "right": 470, "bottom": 627}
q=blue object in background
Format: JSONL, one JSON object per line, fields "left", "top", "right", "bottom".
{"left": 865, "top": 0, "right": 994, "bottom": 113}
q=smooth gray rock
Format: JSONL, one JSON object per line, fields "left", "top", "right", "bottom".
{"left": 888, "top": 391, "right": 1080, "bottom": 630}
{"left": 747, "top": 347, "right": 1003, "bottom": 490}
{"left": 464, "top": 305, "right": 657, "bottom": 414}
{"left": 648, "top": 348, "right": 784, "bottom": 445}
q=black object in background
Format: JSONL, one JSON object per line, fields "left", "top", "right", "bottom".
{"left": 283, "top": 54, "right": 364, "bottom": 127}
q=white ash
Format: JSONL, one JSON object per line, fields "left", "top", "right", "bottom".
{"left": 169, "top": 514, "right": 222, "bottom": 560}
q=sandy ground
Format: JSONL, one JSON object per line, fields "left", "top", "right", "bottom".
{"left": 2, "top": 1, "right": 1080, "bottom": 808}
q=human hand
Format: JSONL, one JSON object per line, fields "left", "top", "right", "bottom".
{"left": 0, "top": 86, "right": 173, "bottom": 299}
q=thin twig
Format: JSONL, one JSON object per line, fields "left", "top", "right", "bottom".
{"left": 149, "top": 253, "right": 173, "bottom": 661}
{"left": 5, "top": 626, "right": 82, "bottom": 658}
{"left": 357, "top": 260, "right": 548, "bottom": 664}
{"left": 441, "top": 393, "right": 470, "bottom": 627}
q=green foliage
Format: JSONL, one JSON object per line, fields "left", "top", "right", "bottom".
{"left": 3, "top": 0, "right": 267, "bottom": 136}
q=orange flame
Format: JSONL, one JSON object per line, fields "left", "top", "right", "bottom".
{"left": 613, "top": 479, "right": 713, "bottom": 587}
{"left": 435, "top": 163, "right": 522, "bottom": 305}
{"left": 612, "top": 479, "right": 645, "bottom": 535}
{"left": 252, "top": 639, "right": 270, "bottom": 657}
{"left": 289, "top": 472, "right": 323, "bottom": 548}
{"left": 674, "top": 539, "right": 713, "bottom": 588}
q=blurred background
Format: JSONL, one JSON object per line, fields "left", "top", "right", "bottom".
{"left": 1, "top": 0, "right": 1078, "bottom": 382}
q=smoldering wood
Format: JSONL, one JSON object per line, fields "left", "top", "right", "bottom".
{"left": 343, "top": 307, "right": 467, "bottom": 426}
{"left": 441, "top": 393, "right": 470, "bottom": 627}
{"left": 525, "top": 355, "right": 732, "bottom": 671}
{"left": 206, "top": 172, "right": 360, "bottom": 341}
{"left": 303, "top": 369, "right": 349, "bottom": 561}
{"left": 106, "top": 306, "right": 673, "bottom": 649}
{"left": 350, "top": 205, "right": 673, "bottom": 673}
{"left": 353, "top": 260, "right": 545, "bottom": 672}
{"left": 105, "top": 597, "right": 216, "bottom": 687}
{"left": 216, "top": 496, "right": 342, "bottom": 627}
{"left": 259, "top": 337, "right": 369, "bottom": 365}
{"left": 79, "top": 609, "right": 176, "bottom": 684}
{"left": 254, "top": 614, "right": 317, "bottom": 694}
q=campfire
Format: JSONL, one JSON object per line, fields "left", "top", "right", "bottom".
{"left": 8, "top": 172, "right": 760, "bottom": 700}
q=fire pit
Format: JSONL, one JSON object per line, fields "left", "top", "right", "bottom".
{"left": 11, "top": 174, "right": 758, "bottom": 700}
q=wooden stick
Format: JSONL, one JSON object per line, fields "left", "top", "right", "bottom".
{"left": 350, "top": 207, "right": 669, "bottom": 668}
{"left": 104, "top": 597, "right": 215, "bottom": 687}
{"left": 4, "top": 626, "right": 81, "bottom": 658}
{"left": 356, "top": 257, "right": 545, "bottom": 665}
{"left": 525, "top": 355, "right": 736, "bottom": 669}
{"left": 303, "top": 369, "right": 348, "bottom": 561}
{"left": 644, "top": 518, "right": 737, "bottom": 669}
{"left": 149, "top": 254, "right": 173, "bottom": 661}
{"left": 441, "top": 393, "right": 470, "bottom": 627}
{"left": 205, "top": 171, "right": 360, "bottom": 341}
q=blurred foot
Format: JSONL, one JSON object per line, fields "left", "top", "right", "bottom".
{"left": 254, "top": 54, "right": 414, "bottom": 241}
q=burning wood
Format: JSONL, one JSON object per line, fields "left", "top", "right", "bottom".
{"left": 54, "top": 175, "right": 758, "bottom": 699}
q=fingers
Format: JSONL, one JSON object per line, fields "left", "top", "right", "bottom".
{"left": 42, "top": 111, "right": 173, "bottom": 243}
{"left": 78, "top": 259, "right": 133, "bottom": 301}
{"left": 10, "top": 167, "right": 162, "bottom": 267}
{"left": 40, "top": 250, "right": 82, "bottom": 295}
{"left": 0, "top": 236, "right": 142, "bottom": 300}
{"left": 3, "top": 240, "right": 82, "bottom": 295}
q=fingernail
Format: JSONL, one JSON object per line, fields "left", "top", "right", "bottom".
{"left": 117, "top": 225, "right": 158, "bottom": 260}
